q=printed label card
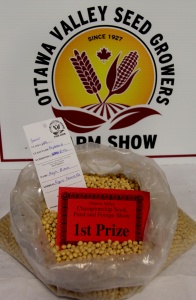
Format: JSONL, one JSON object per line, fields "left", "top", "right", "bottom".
{"left": 23, "top": 118, "right": 86, "bottom": 210}
{"left": 57, "top": 187, "right": 150, "bottom": 245}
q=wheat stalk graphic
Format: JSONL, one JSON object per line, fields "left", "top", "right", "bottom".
{"left": 70, "top": 50, "right": 140, "bottom": 120}
{"left": 70, "top": 50, "right": 102, "bottom": 103}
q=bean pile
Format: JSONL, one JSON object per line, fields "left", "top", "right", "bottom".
{"left": 40, "top": 207, "right": 196, "bottom": 300}
{"left": 164, "top": 208, "right": 196, "bottom": 268}
{"left": 39, "top": 173, "right": 196, "bottom": 300}
{"left": 41, "top": 173, "right": 142, "bottom": 262}
{"left": 84, "top": 173, "right": 140, "bottom": 190}
{"left": 2, "top": 168, "right": 195, "bottom": 300}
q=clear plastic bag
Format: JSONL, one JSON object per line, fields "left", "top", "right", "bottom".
{"left": 10, "top": 143, "right": 178, "bottom": 296}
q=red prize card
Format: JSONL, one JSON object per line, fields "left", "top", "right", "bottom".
{"left": 56, "top": 187, "right": 150, "bottom": 246}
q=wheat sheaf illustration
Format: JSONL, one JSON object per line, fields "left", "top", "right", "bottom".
{"left": 70, "top": 50, "right": 102, "bottom": 104}
{"left": 70, "top": 49, "right": 140, "bottom": 118}
{"left": 52, "top": 49, "right": 160, "bottom": 133}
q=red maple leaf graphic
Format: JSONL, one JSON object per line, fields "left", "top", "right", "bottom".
{"left": 97, "top": 47, "right": 111, "bottom": 62}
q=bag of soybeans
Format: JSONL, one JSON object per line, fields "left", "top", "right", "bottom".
{"left": 1, "top": 143, "right": 195, "bottom": 299}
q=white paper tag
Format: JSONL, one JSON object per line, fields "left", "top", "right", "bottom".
{"left": 23, "top": 118, "right": 86, "bottom": 210}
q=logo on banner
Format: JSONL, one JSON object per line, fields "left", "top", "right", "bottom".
{"left": 52, "top": 27, "right": 159, "bottom": 133}
{"left": 33, "top": 6, "right": 175, "bottom": 147}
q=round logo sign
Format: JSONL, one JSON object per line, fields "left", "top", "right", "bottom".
{"left": 51, "top": 26, "right": 159, "bottom": 133}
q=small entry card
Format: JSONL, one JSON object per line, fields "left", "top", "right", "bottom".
{"left": 23, "top": 118, "right": 86, "bottom": 210}
{"left": 57, "top": 187, "right": 150, "bottom": 245}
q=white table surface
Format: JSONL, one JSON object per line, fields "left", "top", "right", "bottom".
{"left": 0, "top": 164, "right": 196, "bottom": 300}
